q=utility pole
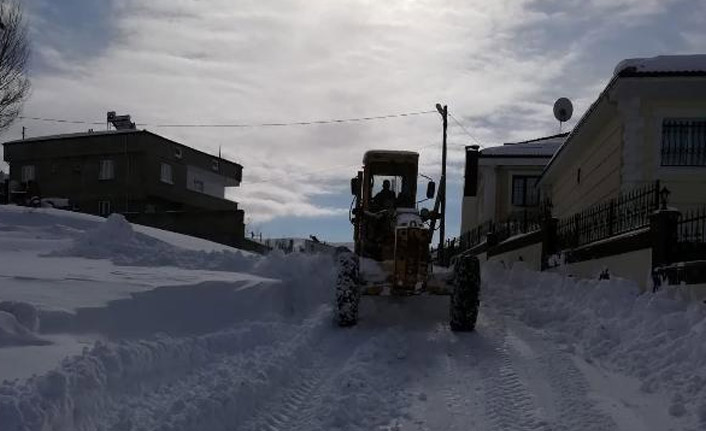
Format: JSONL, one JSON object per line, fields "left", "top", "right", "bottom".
{"left": 435, "top": 104, "right": 448, "bottom": 260}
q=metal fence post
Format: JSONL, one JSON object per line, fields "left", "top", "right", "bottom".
{"left": 650, "top": 208, "right": 681, "bottom": 289}
{"left": 541, "top": 216, "right": 559, "bottom": 270}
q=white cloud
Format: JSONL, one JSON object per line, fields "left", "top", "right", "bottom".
{"left": 5, "top": 0, "right": 704, "bottom": 235}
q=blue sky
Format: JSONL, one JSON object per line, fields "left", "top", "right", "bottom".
{"left": 3, "top": 0, "right": 705, "bottom": 242}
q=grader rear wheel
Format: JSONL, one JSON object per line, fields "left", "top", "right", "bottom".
{"left": 335, "top": 252, "right": 360, "bottom": 327}
{"left": 449, "top": 255, "right": 480, "bottom": 332}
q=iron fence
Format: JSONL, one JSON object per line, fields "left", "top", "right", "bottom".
{"left": 676, "top": 206, "right": 706, "bottom": 260}
{"left": 557, "top": 181, "right": 661, "bottom": 250}
{"left": 459, "top": 219, "right": 494, "bottom": 250}
{"left": 494, "top": 207, "right": 547, "bottom": 243}
{"left": 661, "top": 119, "right": 706, "bottom": 166}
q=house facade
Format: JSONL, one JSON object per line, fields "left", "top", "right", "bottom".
{"left": 460, "top": 133, "right": 566, "bottom": 235}
{"left": 452, "top": 55, "right": 706, "bottom": 294}
{"left": 540, "top": 55, "right": 706, "bottom": 218}
{"left": 2, "top": 129, "right": 261, "bottom": 251}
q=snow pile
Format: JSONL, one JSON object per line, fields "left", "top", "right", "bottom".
{"left": 0, "top": 302, "right": 47, "bottom": 347}
{"left": 51, "top": 213, "right": 257, "bottom": 272}
{"left": 0, "top": 318, "right": 312, "bottom": 431}
{"left": 484, "top": 262, "right": 706, "bottom": 424}
{"left": 249, "top": 250, "right": 337, "bottom": 316}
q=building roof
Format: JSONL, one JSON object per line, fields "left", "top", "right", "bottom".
{"left": 614, "top": 55, "right": 706, "bottom": 77}
{"left": 541, "top": 54, "right": 706, "bottom": 182}
{"left": 3, "top": 129, "right": 138, "bottom": 145}
{"left": 479, "top": 133, "right": 567, "bottom": 158}
{"left": 3, "top": 129, "right": 242, "bottom": 169}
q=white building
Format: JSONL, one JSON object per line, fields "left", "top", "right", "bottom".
{"left": 460, "top": 133, "right": 566, "bottom": 235}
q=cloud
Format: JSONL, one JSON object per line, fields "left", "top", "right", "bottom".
{"left": 4, "top": 0, "right": 705, "bottom": 239}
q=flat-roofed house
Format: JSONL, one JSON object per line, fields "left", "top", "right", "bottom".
{"left": 2, "top": 129, "right": 260, "bottom": 251}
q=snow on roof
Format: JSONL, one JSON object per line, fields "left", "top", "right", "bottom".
{"left": 3, "top": 129, "right": 139, "bottom": 145}
{"left": 614, "top": 55, "right": 706, "bottom": 76}
{"left": 480, "top": 133, "right": 567, "bottom": 157}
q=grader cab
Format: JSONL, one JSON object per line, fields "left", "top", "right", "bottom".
{"left": 350, "top": 150, "right": 436, "bottom": 292}
{"left": 335, "top": 150, "right": 480, "bottom": 331}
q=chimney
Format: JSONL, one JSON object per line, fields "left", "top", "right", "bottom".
{"left": 463, "top": 145, "right": 480, "bottom": 197}
{"left": 460, "top": 145, "right": 481, "bottom": 235}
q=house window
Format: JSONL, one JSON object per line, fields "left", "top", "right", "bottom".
{"left": 98, "top": 200, "right": 111, "bottom": 216}
{"left": 160, "top": 162, "right": 173, "bottom": 184}
{"left": 211, "top": 159, "right": 219, "bottom": 171}
{"left": 661, "top": 118, "right": 706, "bottom": 166}
{"left": 99, "top": 159, "right": 115, "bottom": 180}
{"left": 193, "top": 179, "right": 204, "bottom": 192}
{"left": 175, "top": 147, "right": 183, "bottom": 159}
{"left": 511, "top": 176, "right": 540, "bottom": 207}
{"left": 21, "top": 165, "right": 35, "bottom": 182}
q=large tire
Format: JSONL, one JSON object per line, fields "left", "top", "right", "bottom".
{"left": 450, "top": 255, "right": 480, "bottom": 332}
{"left": 335, "top": 252, "right": 360, "bottom": 327}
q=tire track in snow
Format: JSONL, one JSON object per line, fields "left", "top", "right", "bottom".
{"left": 237, "top": 326, "right": 416, "bottom": 431}
{"left": 476, "top": 315, "right": 551, "bottom": 431}
{"left": 504, "top": 322, "right": 618, "bottom": 431}
{"left": 102, "top": 307, "right": 334, "bottom": 431}
{"left": 436, "top": 342, "right": 486, "bottom": 430}
{"left": 236, "top": 340, "right": 343, "bottom": 431}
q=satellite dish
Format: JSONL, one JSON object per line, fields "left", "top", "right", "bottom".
{"left": 553, "top": 97, "right": 573, "bottom": 123}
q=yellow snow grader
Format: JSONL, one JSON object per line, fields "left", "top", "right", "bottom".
{"left": 335, "top": 150, "right": 480, "bottom": 331}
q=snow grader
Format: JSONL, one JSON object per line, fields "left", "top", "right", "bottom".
{"left": 335, "top": 150, "right": 480, "bottom": 331}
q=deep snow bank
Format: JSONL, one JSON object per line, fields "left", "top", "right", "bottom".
{"left": 0, "top": 249, "right": 338, "bottom": 430}
{"left": 50, "top": 214, "right": 257, "bottom": 272}
{"left": 483, "top": 262, "right": 706, "bottom": 425}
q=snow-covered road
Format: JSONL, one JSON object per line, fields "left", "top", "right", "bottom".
{"left": 1, "top": 207, "right": 704, "bottom": 430}
{"left": 9, "top": 297, "right": 678, "bottom": 431}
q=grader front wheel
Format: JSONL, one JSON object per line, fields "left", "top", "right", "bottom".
{"left": 449, "top": 255, "right": 480, "bottom": 332}
{"left": 335, "top": 252, "right": 360, "bottom": 327}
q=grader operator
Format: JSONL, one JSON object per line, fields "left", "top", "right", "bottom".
{"left": 335, "top": 150, "right": 480, "bottom": 331}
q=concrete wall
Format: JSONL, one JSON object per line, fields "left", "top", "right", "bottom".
{"left": 548, "top": 248, "right": 652, "bottom": 291}
{"left": 126, "top": 209, "right": 247, "bottom": 250}
{"left": 487, "top": 242, "right": 543, "bottom": 271}
{"left": 549, "top": 114, "right": 623, "bottom": 219}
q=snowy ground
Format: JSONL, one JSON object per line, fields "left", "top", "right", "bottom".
{"left": 1, "top": 206, "right": 704, "bottom": 430}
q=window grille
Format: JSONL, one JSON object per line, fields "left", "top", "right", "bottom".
{"left": 661, "top": 119, "right": 706, "bottom": 166}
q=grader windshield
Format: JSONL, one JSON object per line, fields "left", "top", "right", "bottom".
{"left": 363, "top": 151, "right": 419, "bottom": 211}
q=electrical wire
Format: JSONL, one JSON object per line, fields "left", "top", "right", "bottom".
{"left": 18, "top": 116, "right": 106, "bottom": 126}
{"left": 448, "top": 112, "right": 484, "bottom": 148}
{"left": 19, "top": 110, "right": 436, "bottom": 129}
{"left": 245, "top": 139, "right": 445, "bottom": 186}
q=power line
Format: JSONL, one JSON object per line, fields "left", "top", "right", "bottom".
{"left": 19, "top": 110, "right": 437, "bottom": 129}
{"left": 245, "top": 140, "right": 446, "bottom": 186}
{"left": 448, "top": 112, "right": 484, "bottom": 148}
{"left": 19, "top": 116, "right": 106, "bottom": 126}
